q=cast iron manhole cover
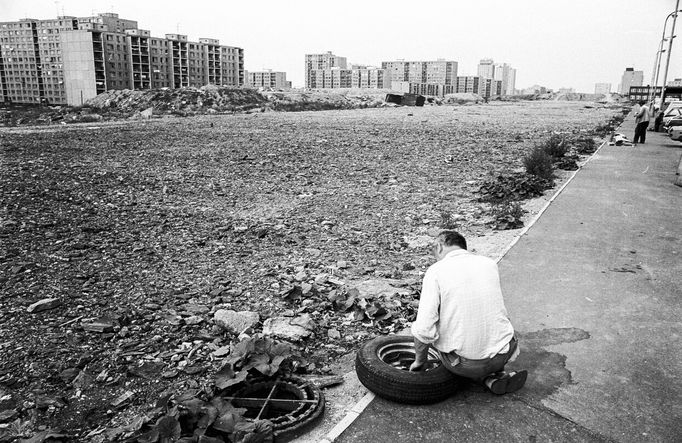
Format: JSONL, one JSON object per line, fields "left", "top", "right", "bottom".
{"left": 223, "top": 377, "right": 325, "bottom": 442}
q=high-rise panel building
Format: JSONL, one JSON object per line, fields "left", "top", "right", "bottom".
{"left": 477, "top": 58, "right": 495, "bottom": 79}
{"left": 454, "top": 76, "right": 502, "bottom": 97}
{"left": 478, "top": 59, "right": 516, "bottom": 95}
{"left": 493, "top": 63, "right": 515, "bottom": 95}
{"left": 304, "top": 51, "right": 347, "bottom": 88}
{"left": 595, "top": 83, "right": 612, "bottom": 94}
{"left": 308, "top": 66, "right": 389, "bottom": 89}
{"left": 382, "top": 59, "right": 458, "bottom": 86}
{"left": 0, "top": 12, "right": 244, "bottom": 105}
{"left": 619, "top": 68, "right": 643, "bottom": 95}
{"left": 305, "top": 52, "right": 388, "bottom": 89}
{"left": 381, "top": 59, "right": 457, "bottom": 97}
{"left": 246, "top": 70, "right": 290, "bottom": 89}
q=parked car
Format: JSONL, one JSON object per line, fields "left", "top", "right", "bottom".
{"left": 670, "top": 126, "right": 682, "bottom": 141}
{"left": 665, "top": 115, "right": 682, "bottom": 132}
{"left": 662, "top": 106, "right": 682, "bottom": 126}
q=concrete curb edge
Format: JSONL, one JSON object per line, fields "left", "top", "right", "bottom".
{"left": 494, "top": 135, "right": 610, "bottom": 264}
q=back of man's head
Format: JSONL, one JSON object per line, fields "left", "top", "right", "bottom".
{"left": 438, "top": 230, "right": 467, "bottom": 250}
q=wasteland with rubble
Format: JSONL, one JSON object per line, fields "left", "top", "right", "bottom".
{"left": 0, "top": 94, "right": 626, "bottom": 442}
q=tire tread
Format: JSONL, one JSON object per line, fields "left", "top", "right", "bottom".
{"left": 355, "top": 335, "right": 462, "bottom": 404}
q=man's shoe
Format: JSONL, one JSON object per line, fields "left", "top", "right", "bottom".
{"left": 485, "top": 372, "right": 510, "bottom": 395}
{"left": 505, "top": 370, "right": 528, "bottom": 393}
{"left": 486, "top": 370, "right": 528, "bottom": 395}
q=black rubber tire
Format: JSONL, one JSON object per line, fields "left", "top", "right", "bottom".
{"left": 355, "top": 335, "right": 463, "bottom": 404}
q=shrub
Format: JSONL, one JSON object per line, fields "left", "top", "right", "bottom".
{"left": 478, "top": 172, "right": 551, "bottom": 203}
{"left": 593, "top": 122, "right": 613, "bottom": 135}
{"left": 540, "top": 134, "right": 569, "bottom": 158}
{"left": 523, "top": 146, "right": 555, "bottom": 182}
{"left": 490, "top": 201, "right": 526, "bottom": 230}
{"left": 574, "top": 136, "right": 597, "bottom": 154}
{"left": 554, "top": 154, "right": 580, "bottom": 171}
{"left": 593, "top": 114, "right": 626, "bottom": 136}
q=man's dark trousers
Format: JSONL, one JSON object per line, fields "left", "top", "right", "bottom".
{"left": 634, "top": 121, "right": 649, "bottom": 143}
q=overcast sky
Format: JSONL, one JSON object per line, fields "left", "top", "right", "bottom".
{"left": 3, "top": 0, "right": 681, "bottom": 91}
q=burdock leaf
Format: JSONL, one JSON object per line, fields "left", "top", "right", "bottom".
{"left": 212, "top": 411, "right": 243, "bottom": 434}
{"left": 215, "top": 366, "right": 248, "bottom": 390}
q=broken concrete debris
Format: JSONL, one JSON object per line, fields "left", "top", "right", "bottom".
{"left": 262, "top": 314, "right": 315, "bottom": 341}
{"left": 213, "top": 309, "right": 260, "bottom": 334}
{"left": 26, "top": 298, "right": 61, "bottom": 313}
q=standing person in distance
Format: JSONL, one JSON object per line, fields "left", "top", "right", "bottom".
{"left": 633, "top": 100, "right": 650, "bottom": 145}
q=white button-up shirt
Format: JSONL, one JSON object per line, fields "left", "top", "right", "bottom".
{"left": 411, "top": 249, "right": 515, "bottom": 360}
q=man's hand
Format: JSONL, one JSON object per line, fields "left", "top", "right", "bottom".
{"left": 409, "top": 360, "right": 425, "bottom": 371}
{"left": 410, "top": 337, "right": 430, "bottom": 371}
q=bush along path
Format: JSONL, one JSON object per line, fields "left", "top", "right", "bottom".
{"left": 478, "top": 113, "right": 623, "bottom": 231}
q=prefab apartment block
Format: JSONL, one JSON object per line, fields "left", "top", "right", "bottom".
{"left": 247, "top": 70, "right": 290, "bottom": 89}
{"left": 0, "top": 12, "right": 244, "bottom": 105}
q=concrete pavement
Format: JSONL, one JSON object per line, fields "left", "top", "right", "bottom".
{"left": 336, "top": 116, "right": 682, "bottom": 442}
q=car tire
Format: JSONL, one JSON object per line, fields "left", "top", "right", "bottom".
{"left": 355, "top": 335, "right": 463, "bottom": 404}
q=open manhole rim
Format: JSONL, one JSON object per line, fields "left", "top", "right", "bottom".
{"left": 221, "top": 376, "right": 324, "bottom": 437}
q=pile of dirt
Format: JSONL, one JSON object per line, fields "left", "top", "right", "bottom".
{"left": 87, "top": 87, "right": 390, "bottom": 116}
{"left": 260, "top": 90, "right": 386, "bottom": 112}
{"left": 86, "top": 86, "right": 270, "bottom": 115}
{"left": 1, "top": 88, "right": 392, "bottom": 126}
{"left": 554, "top": 92, "right": 611, "bottom": 102}
{"left": 442, "top": 92, "right": 484, "bottom": 104}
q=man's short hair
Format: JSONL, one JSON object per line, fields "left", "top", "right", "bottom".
{"left": 438, "top": 230, "right": 467, "bottom": 250}
{"left": 638, "top": 100, "right": 646, "bottom": 106}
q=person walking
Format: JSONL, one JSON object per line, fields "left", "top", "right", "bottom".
{"left": 634, "top": 100, "right": 651, "bottom": 144}
{"left": 409, "top": 230, "right": 527, "bottom": 394}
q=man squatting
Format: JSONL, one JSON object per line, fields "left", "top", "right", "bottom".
{"left": 410, "top": 230, "right": 527, "bottom": 394}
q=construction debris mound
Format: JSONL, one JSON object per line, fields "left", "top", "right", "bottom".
{"left": 86, "top": 86, "right": 269, "bottom": 115}
{"left": 85, "top": 87, "right": 387, "bottom": 117}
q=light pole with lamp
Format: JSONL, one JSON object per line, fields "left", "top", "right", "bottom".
{"left": 649, "top": 7, "right": 682, "bottom": 108}
{"left": 648, "top": 40, "right": 666, "bottom": 107}
{"left": 660, "top": 0, "right": 681, "bottom": 107}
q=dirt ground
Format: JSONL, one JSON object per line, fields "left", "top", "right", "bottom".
{"left": 0, "top": 101, "right": 621, "bottom": 442}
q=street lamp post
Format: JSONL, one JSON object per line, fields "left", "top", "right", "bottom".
{"left": 650, "top": 7, "right": 682, "bottom": 107}
{"left": 649, "top": 43, "right": 665, "bottom": 107}
{"left": 660, "top": 0, "right": 681, "bottom": 106}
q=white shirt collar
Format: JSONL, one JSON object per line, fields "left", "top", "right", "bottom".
{"left": 444, "top": 249, "right": 469, "bottom": 259}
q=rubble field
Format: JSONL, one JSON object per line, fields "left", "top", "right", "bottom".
{"left": 0, "top": 101, "right": 622, "bottom": 442}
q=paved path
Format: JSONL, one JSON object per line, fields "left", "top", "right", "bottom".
{"left": 336, "top": 116, "right": 682, "bottom": 442}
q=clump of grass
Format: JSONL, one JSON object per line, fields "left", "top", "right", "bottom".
{"left": 490, "top": 200, "right": 526, "bottom": 230}
{"left": 540, "top": 134, "right": 569, "bottom": 158}
{"left": 574, "top": 136, "right": 597, "bottom": 154}
{"left": 478, "top": 172, "right": 551, "bottom": 203}
{"left": 523, "top": 146, "right": 555, "bottom": 183}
